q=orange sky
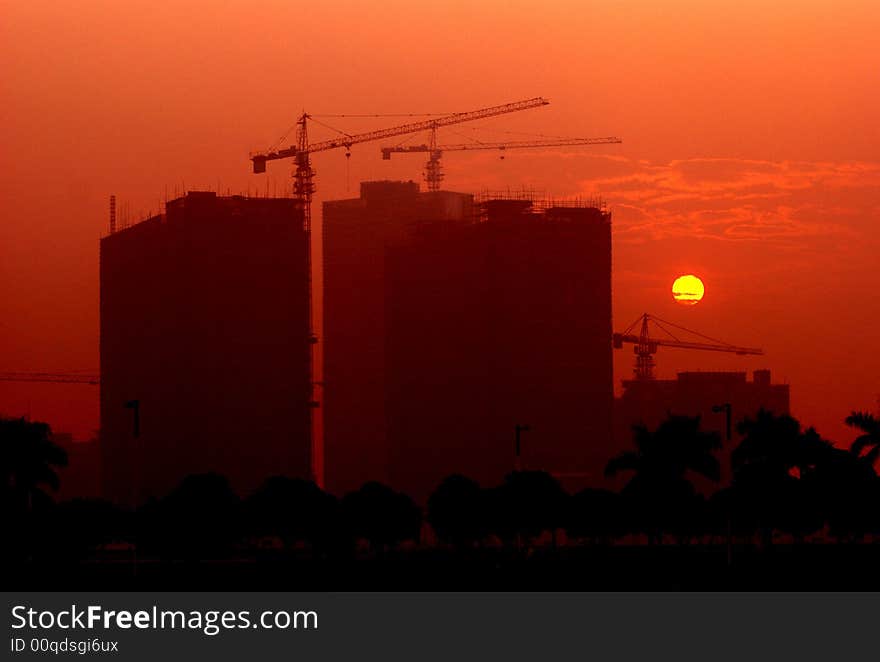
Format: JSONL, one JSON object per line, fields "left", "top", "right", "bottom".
{"left": 1, "top": 1, "right": 878, "bottom": 445}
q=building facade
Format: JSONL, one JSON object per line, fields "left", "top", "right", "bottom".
{"left": 385, "top": 196, "right": 613, "bottom": 500}
{"left": 100, "top": 191, "right": 311, "bottom": 504}
{"left": 322, "top": 181, "right": 472, "bottom": 496}
{"left": 323, "top": 184, "right": 613, "bottom": 500}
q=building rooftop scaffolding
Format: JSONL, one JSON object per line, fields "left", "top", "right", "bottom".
{"left": 473, "top": 189, "right": 607, "bottom": 223}
{"left": 105, "top": 190, "right": 296, "bottom": 237}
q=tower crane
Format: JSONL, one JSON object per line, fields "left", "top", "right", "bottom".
{"left": 613, "top": 313, "right": 763, "bottom": 381}
{"left": 381, "top": 136, "right": 623, "bottom": 192}
{"left": 250, "top": 96, "right": 550, "bottom": 230}
{"left": 250, "top": 97, "right": 548, "bottom": 487}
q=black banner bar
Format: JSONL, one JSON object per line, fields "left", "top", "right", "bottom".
{"left": 3, "top": 592, "right": 874, "bottom": 660}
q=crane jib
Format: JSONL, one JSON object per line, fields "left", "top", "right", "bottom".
{"left": 613, "top": 313, "right": 764, "bottom": 380}
{"left": 250, "top": 97, "right": 550, "bottom": 172}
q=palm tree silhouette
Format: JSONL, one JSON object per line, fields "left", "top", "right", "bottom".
{"left": 606, "top": 415, "right": 721, "bottom": 484}
{"left": 730, "top": 410, "right": 829, "bottom": 546}
{"left": 807, "top": 443, "right": 879, "bottom": 541}
{"left": 846, "top": 411, "right": 880, "bottom": 466}
{"left": 733, "top": 409, "right": 823, "bottom": 478}
{"left": 605, "top": 415, "right": 720, "bottom": 543}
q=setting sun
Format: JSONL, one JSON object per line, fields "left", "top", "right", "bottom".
{"left": 672, "top": 274, "right": 705, "bottom": 306}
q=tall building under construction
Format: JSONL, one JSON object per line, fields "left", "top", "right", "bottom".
{"left": 323, "top": 183, "right": 613, "bottom": 500}
{"left": 322, "top": 181, "right": 473, "bottom": 496}
{"left": 100, "top": 191, "right": 312, "bottom": 504}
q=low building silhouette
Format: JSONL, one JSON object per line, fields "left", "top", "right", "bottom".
{"left": 614, "top": 369, "right": 791, "bottom": 483}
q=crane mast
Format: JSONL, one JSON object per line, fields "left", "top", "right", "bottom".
{"left": 250, "top": 97, "right": 549, "bottom": 488}
{"left": 613, "top": 313, "right": 763, "bottom": 381}
{"left": 251, "top": 96, "right": 550, "bottom": 224}
{"left": 381, "top": 136, "right": 623, "bottom": 192}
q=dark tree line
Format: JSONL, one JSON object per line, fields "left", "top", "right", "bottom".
{"left": 3, "top": 409, "right": 880, "bottom": 562}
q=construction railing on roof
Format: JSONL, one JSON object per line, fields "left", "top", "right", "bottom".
{"left": 473, "top": 189, "right": 607, "bottom": 222}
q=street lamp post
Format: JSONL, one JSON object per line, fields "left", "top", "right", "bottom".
{"left": 712, "top": 402, "right": 732, "bottom": 442}
{"left": 514, "top": 424, "right": 530, "bottom": 472}
{"left": 124, "top": 399, "right": 140, "bottom": 439}
{"left": 124, "top": 399, "right": 140, "bottom": 577}
{"left": 712, "top": 402, "right": 733, "bottom": 567}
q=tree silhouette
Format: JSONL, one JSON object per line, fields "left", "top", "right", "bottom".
{"left": 605, "top": 415, "right": 720, "bottom": 543}
{"left": 846, "top": 411, "right": 880, "bottom": 466}
{"left": 245, "top": 476, "right": 340, "bottom": 553}
{"left": 1, "top": 417, "right": 68, "bottom": 561}
{"left": 342, "top": 482, "right": 421, "bottom": 553}
{"left": 730, "top": 410, "right": 829, "bottom": 545}
{"left": 427, "top": 474, "right": 487, "bottom": 547}
{"left": 733, "top": 410, "right": 825, "bottom": 478}
{"left": 51, "top": 499, "right": 127, "bottom": 559}
{"left": 142, "top": 473, "right": 241, "bottom": 559}
{"left": 1, "top": 417, "right": 68, "bottom": 513}
{"left": 803, "top": 439, "right": 879, "bottom": 542}
{"left": 565, "top": 487, "right": 624, "bottom": 544}
{"left": 488, "top": 471, "right": 567, "bottom": 547}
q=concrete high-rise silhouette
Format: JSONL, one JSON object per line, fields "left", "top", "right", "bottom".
{"left": 100, "top": 191, "right": 311, "bottom": 504}
{"left": 324, "top": 184, "right": 612, "bottom": 500}
{"left": 322, "top": 181, "right": 472, "bottom": 495}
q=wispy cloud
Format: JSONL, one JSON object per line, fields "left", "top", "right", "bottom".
{"left": 573, "top": 156, "right": 880, "bottom": 247}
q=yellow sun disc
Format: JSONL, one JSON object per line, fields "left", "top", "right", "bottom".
{"left": 672, "top": 274, "right": 705, "bottom": 305}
